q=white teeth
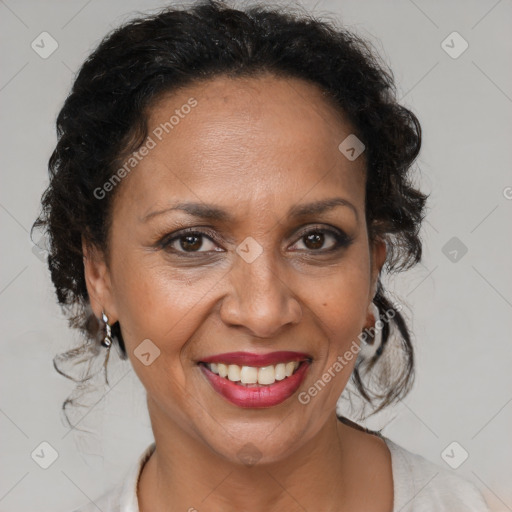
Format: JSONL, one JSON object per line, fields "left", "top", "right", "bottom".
{"left": 285, "top": 361, "right": 296, "bottom": 377}
{"left": 218, "top": 363, "right": 228, "bottom": 377}
{"left": 205, "top": 360, "right": 302, "bottom": 386}
{"left": 258, "top": 366, "right": 275, "bottom": 385}
{"left": 227, "top": 364, "right": 241, "bottom": 382}
{"left": 240, "top": 366, "right": 258, "bottom": 384}
{"left": 274, "top": 363, "right": 286, "bottom": 381}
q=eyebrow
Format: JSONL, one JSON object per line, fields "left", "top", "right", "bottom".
{"left": 141, "top": 197, "right": 358, "bottom": 223}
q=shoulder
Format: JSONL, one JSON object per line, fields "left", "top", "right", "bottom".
{"left": 70, "top": 441, "right": 156, "bottom": 512}
{"left": 383, "top": 437, "right": 490, "bottom": 512}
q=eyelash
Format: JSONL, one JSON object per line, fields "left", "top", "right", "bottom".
{"left": 158, "top": 225, "right": 353, "bottom": 256}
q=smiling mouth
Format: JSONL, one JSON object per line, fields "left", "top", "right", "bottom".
{"left": 198, "top": 360, "right": 309, "bottom": 387}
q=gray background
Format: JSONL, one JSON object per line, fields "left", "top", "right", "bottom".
{"left": 1, "top": 0, "right": 511, "bottom": 510}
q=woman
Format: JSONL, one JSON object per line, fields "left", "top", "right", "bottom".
{"left": 33, "top": 1, "right": 490, "bottom": 510}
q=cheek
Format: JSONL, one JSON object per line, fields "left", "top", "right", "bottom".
{"left": 110, "top": 253, "right": 225, "bottom": 356}
{"left": 307, "top": 252, "right": 371, "bottom": 389}
{"left": 313, "top": 252, "right": 371, "bottom": 338}
{"left": 109, "top": 264, "right": 217, "bottom": 412}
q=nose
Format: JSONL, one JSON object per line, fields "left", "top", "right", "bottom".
{"left": 219, "top": 253, "right": 302, "bottom": 338}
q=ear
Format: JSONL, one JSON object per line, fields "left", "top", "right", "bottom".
{"left": 369, "top": 237, "right": 387, "bottom": 300}
{"left": 82, "top": 236, "right": 118, "bottom": 323}
{"left": 363, "top": 237, "right": 387, "bottom": 330}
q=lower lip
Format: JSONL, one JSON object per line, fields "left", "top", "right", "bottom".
{"left": 200, "top": 362, "right": 310, "bottom": 408}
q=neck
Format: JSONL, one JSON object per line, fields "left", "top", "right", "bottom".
{"left": 137, "top": 401, "right": 387, "bottom": 512}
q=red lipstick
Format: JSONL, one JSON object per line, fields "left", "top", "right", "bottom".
{"left": 199, "top": 351, "right": 312, "bottom": 408}
{"left": 200, "top": 351, "right": 311, "bottom": 367}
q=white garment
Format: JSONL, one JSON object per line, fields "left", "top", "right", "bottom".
{"left": 72, "top": 436, "right": 490, "bottom": 512}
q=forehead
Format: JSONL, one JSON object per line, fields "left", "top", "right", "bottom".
{"left": 114, "top": 73, "right": 366, "bottom": 217}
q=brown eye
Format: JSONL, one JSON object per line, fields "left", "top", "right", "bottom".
{"left": 180, "top": 234, "right": 203, "bottom": 252}
{"left": 161, "top": 229, "right": 221, "bottom": 254}
{"left": 290, "top": 226, "right": 353, "bottom": 253}
{"left": 303, "top": 232, "right": 325, "bottom": 250}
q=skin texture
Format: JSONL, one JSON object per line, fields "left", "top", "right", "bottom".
{"left": 83, "top": 73, "right": 392, "bottom": 511}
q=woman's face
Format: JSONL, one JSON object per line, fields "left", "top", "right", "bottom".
{"left": 85, "top": 73, "right": 386, "bottom": 463}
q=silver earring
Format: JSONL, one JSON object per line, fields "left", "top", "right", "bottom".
{"left": 101, "top": 311, "right": 112, "bottom": 348}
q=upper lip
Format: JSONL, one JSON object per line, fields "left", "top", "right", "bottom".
{"left": 200, "top": 351, "right": 312, "bottom": 367}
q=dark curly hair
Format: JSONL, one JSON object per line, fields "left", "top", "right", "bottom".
{"left": 32, "top": 0, "right": 428, "bottom": 423}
